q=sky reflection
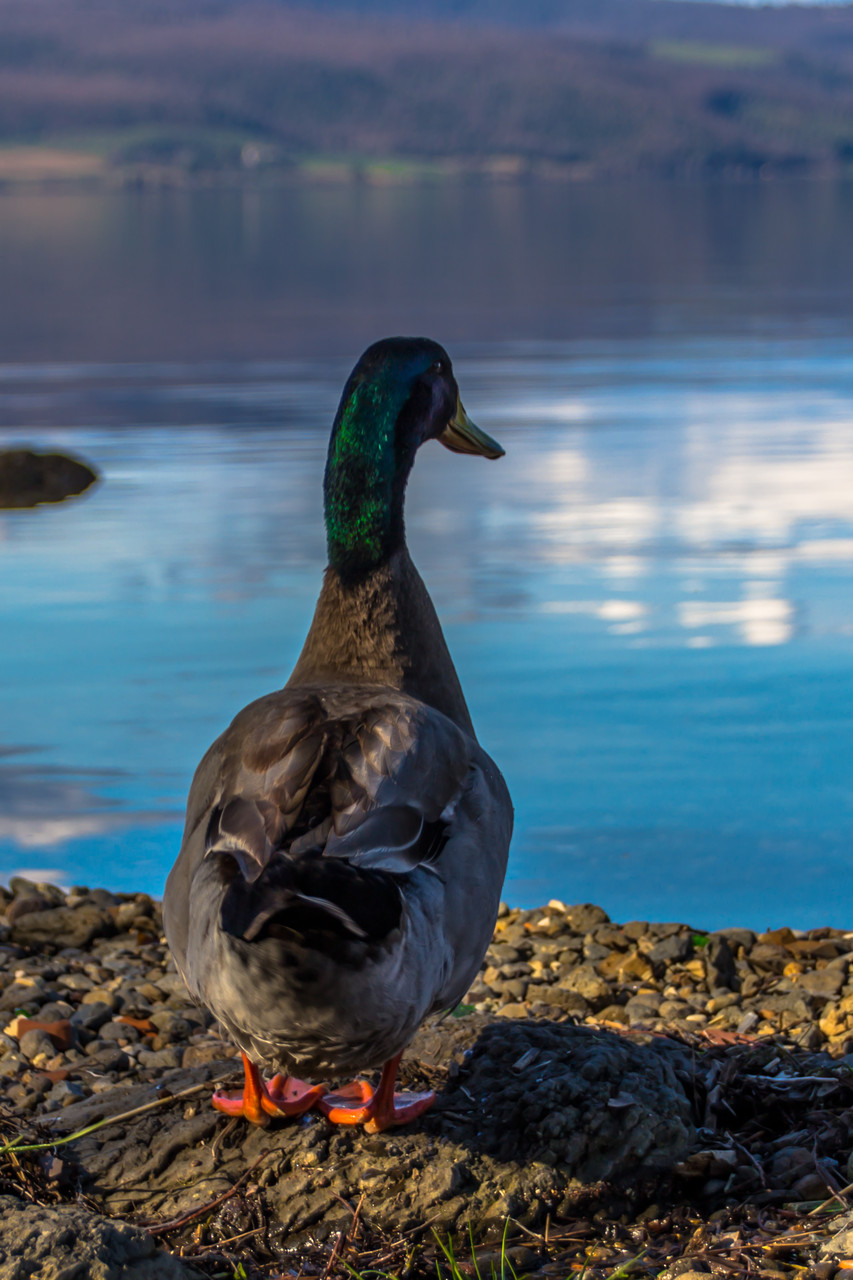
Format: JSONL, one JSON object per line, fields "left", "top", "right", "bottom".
{"left": 1, "top": 337, "right": 852, "bottom": 927}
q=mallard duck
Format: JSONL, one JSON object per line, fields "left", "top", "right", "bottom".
{"left": 163, "top": 337, "right": 512, "bottom": 1132}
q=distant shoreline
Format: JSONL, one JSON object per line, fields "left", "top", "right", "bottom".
{"left": 0, "top": 145, "right": 847, "bottom": 192}
{"left": 5, "top": 0, "right": 853, "bottom": 202}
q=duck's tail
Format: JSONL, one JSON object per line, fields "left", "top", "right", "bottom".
{"left": 205, "top": 798, "right": 403, "bottom": 946}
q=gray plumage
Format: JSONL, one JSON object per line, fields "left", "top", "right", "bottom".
{"left": 163, "top": 338, "right": 512, "bottom": 1090}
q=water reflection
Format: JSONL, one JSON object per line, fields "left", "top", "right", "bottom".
{"left": 1, "top": 338, "right": 852, "bottom": 927}
{"left": 4, "top": 183, "right": 853, "bottom": 367}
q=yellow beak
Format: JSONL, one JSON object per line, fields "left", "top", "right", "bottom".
{"left": 439, "top": 398, "right": 504, "bottom": 460}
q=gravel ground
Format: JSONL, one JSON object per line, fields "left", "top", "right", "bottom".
{"left": 1, "top": 880, "right": 853, "bottom": 1278}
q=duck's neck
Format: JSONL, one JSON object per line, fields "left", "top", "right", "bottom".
{"left": 288, "top": 549, "right": 475, "bottom": 736}
{"left": 323, "top": 377, "right": 413, "bottom": 580}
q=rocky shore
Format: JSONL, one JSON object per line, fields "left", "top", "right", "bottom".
{"left": 1, "top": 880, "right": 853, "bottom": 1277}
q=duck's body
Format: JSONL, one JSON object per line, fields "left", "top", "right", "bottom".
{"left": 164, "top": 338, "right": 512, "bottom": 1130}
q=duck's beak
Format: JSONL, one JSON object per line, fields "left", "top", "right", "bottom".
{"left": 439, "top": 398, "right": 504, "bottom": 459}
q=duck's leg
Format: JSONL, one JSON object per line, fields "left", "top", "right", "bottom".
{"left": 318, "top": 1049, "right": 435, "bottom": 1133}
{"left": 212, "top": 1051, "right": 326, "bottom": 1125}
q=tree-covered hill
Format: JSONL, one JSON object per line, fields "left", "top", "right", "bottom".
{"left": 2, "top": 0, "right": 853, "bottom": 179}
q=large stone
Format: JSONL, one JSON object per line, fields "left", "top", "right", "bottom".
{"left": 18, "top": 1029, "right": 55, "bottom": 1062}
{"left": 796, "top": 968, "right": 845, "bottom": 1001}
{"left": 51, "top": 1018, "right": 692, "bottom": 1251}
{"left": 0, "top": 449, "right": 98, "bottom": 509}
{"left": 71, "top": 1001, "right": 114, "bottom": 1033}
{"left": 0, "top": 1194, "right": 194, "bottom": 1278}
{"left": 564, "top": 904, "right": 610, "bottom": 931}
{"left": 5, "top": 897, "right": 50, "bottom": 924}
{"left": 704, "top": 936, "right": 737, "bottom": 989}
{"left": 648, "top": 934, "right": 692, "bottom": 968}
{"left": 450, "top": 1020, "right": 692, "bottom": 1180}
{"left": 9, "top": 905, "right": 114, "bottom": 950}
{"left": 558, "top": 963, "right": 611, "bottom": 1004}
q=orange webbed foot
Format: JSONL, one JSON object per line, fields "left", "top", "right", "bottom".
{"left": 212, "top": 1052, "right": 326, "bottom": 1126}
{"left": 267, "top": 1073, "right": 326, "bottom": 1114}
{"left": 317, "top": 1050, "right": 435, "bottom": 1133}
{"left": 364, "top": 1086, "right": 435, "bottom": 1134}
{"left": 317, "top": 1078, "right": 376, "bottom": 1125}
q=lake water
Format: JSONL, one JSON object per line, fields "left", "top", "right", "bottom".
{"left": 1, "top": 182, "right": 852, "bottom": 931}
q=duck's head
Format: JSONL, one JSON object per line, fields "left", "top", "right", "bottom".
{"left": 324, "top": 337, "right": 503, "bottom": 581}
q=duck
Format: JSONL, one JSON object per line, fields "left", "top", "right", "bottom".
{"left": 163, "top": 337, "right": 513, "bottom": 1133}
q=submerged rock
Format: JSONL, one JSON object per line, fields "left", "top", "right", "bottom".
{"left": 0, "top": 448, "right": 98, "bottom": 508}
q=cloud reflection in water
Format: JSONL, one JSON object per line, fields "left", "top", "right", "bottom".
{"left": 1, "top": 338, "right": 852, "bottom": 924}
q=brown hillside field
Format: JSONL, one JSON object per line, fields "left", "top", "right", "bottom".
{"left": 2, "top": 0, "right": 853, "bottom": 177}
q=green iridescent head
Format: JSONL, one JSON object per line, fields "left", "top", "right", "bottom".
{"left": 324, "top": 337, "right": 503, "bottom": 581}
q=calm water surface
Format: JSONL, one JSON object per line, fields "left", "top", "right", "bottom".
{"left": 1, "top": 184, "right": 852, "bottom": 929}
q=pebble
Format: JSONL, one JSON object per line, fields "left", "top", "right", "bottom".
{"left": 0, "top": 879, "right": 852, "bottom": 1235}
{"left": 472, "top": 902, "right": 853, "bottom": 1061}
{"left": 18, "top": 1029, "right": 56, "bottom": 1062}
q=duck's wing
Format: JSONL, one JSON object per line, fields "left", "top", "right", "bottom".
{"left": 164, "top": 685, "right": 482, "bottom": 974}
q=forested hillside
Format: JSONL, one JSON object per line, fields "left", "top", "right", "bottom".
{"left": 2, "top": 0, "right": 853, "bottom": 180}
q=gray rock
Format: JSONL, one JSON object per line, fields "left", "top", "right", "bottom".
{"left": 45, "top": 1080, "right": 86, "bottom": 1107}
{"left": 18, "top": 1030, "right": 55, "bottom": 1062}
{"left": 748, "top": 942, "right": 790, "bottom": 973}
{"left": 713, "top": 928, "right": 756, "bottom": 953}
{"left": 648, "top": 935, "right": 692, "bottom": 967}
{"left": 0, "top": 449, "right": 98, "bottom": 509}
{"left": 0, "top": 1051, "right": 27, "bottom": 1079}
{"left": 5, "top": 897, "right": 50, "bottom": 924}
{"left": 564, "top": 904, "right": 610, "bottom": 931}
{"left": 102, "top": 1022, "right": 139, "bottom": 1043}
{"left": 41, "top": 1017, "right": 692, "bottom": 1251}
{"left": 797, "top": 969, "right": 845, "bottom": 1000}
{"left": 62, "top": 974, "right": 95, "bottom": 992}
{"left": 704, "top": 936, "right": 737, "bottom": 989}
{"left": 0, "top": 1194, "right": 194, "bottom": 1277}
{"left": 454, "top": 1020, "right": 691, "bottom": 1181}
{"left": 90, "top": 889, "right": 120, "bottom": 909}
{"left": 623, "top": 995, "right": 662, "bottom": 1025}
{"left": 488, "top": 944, "right": 520, "bottom": 964}
{"left": 497, "top": 978, "right": 527, "bottom": 1001}
{"left": 582, "top": 943, "right": 611, "bottom": 963}
{"left": 9, "top": 905, "right": 114, "bottom": 950}
{"left": 71, "top": 1002, "right": 114, "bottom": 1033}
{"left": 137, "top": 1047, "right": 182, "bottom": 1069}
{"left": 8, "top": 879, "right": 43, "bottom": 899}
{"left": 81, "top": 989, "right": 120, "bottom": 1010}
{"left": 36, "top": 1003, "right": 75, "bottom": 1022}
{"left": 593, "top": 926, "right": 631, "bottom": 950}
{"left": 34, "top": 884, "right": 67, "bottom": 907}
{"left": 759, "top": 993, "right": 811, "bottom": 1019}
{"left": 85, "top": 1044, "right": 131, "bottom": 1073}
{"left": 536, "top": 987, "right": 590, "bottom": 1016}
{"left": 494, "top": 1002, "right": 528, "bottom": 1019}
{"left": 645, "top": 922, "right": 684, "bottom": 940}
{"left": 152, "top": 974, "right": 188, "bottom": 998}
{"left": 0, "top": 984, "right": 47, "bottom": 1014}
{"left": 558, "top": 964, "right": 611, "bottom": 1004}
